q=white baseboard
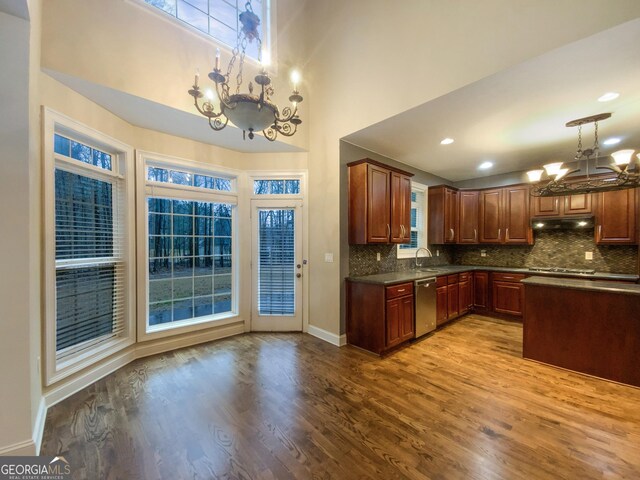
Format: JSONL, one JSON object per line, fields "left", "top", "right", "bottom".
{"left": 33, "top": 398, "right": 47, "bottom": 455}
{"left": 0, "top": 439, "right": 36, "bottom": 456}
{"left": 307, "top": 325, "right": 347, "bottom": 347}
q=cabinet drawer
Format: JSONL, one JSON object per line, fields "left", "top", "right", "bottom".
{"left": 492, "top": 272, "right": 525, "bottom": 283}
{"left": 447, "top": 274, "right": 459, "bottom": 285}
{"left": 385, "top": 282, "right": 413, "bottom": 299}
{"left": 459, "top": 272, "right": 470, "bottom": 282}
{"left": 436, "top": 276, "right": 448, "bottom": 287}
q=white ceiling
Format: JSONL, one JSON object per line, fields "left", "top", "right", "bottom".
{"left": 343, "top": 19, "right": 640, "bottom": 182}
{"left": 45, "top": 69, "right": 304, "bottom": 154}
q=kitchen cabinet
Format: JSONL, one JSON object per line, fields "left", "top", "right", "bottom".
{"left": 428, "top": 186, "right": 459, "bottom": 244}
{"left": 436, "top": 283, "right": 448, "bottom": 326}
{"left": 346, "top": 280, "right": 414, "bottom": 355}
{"left": 595, "top": 188, "right": 637, "bottom": 245}
{"left": 458, "top": 190, "right": 479, "bottom": 244}
{"left": 532, "top": 193, "right": 592, "bottom": 217}
{"left": 473, "top": 271, "right": 489, "bottom": 311}
{"left": 458, "top": 272, "right": 472, "bottom": 315}
{"left": 347, "top": 159, "right": 413, "bottom": 245}
{"left": 491, "top": 272, "right": 525, "bottom": 317}
{"left": 479, "top": 186, "right": 532, "bottom": 245}
{"left": 447, "top": 275, "right": 459, "bottom": 319}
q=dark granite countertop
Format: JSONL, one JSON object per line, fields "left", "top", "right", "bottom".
{"left": 522, "top": 276, "right": 640, "bottom": 295}
{"left": 347, "top": 265, "right": 639, "bottom": 285}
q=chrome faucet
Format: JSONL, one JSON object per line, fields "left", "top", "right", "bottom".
{"left": 415, "top": 247, "right": 433, "bottom": 268}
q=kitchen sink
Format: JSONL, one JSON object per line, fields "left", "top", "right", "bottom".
{"left": 416, "top": 268, "right": 440, "bottom": 274}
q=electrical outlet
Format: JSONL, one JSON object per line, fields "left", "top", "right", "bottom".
{"left": 585, "top": 251, "right": 593, "bottom": 260}
{"left": 436, "top": 250, "right": 440, "bottom": 257}
{"left": 376, "top": 252, "right": 381, "bottom": 261}
{"left": 324, "top": 253, "right": 334, "bottom": 263}
{"left": 480, "top": 250, "right": 487, "bottom": 257}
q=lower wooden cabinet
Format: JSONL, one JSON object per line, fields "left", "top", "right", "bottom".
{"left": 346, "top": 280, "right": 414, "bottom": 355}
{"left": 436, "top": 284, "right": 448, "bottom": 326}
{"left": 458, "top": 272, "right": 472, "bottom": 315}
{"left": 491, "top": 273, "right": 525, "bottom": 317}
{"left": 474, "top": 271, "right": 489, "bottom": 310}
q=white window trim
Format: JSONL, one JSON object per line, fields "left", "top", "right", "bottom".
{"left": 397, "top": 182, "right": 429, "bottom": 259}
{"left": 127, "top": 0, "right": 276, "bottom": 70}
{"left": 43, "top": 108, "right": 136, "bottom": 386}
{"left": 137, "top": 150, "right": 243, "bottom": 342}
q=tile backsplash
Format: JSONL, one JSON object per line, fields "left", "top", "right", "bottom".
{"left": 454, "top": 229, "right": 638, "bottom": 274}
{"left": 349, "top": 244, "right": 453, "bottom": 276}
{"left": 348, "top": 230, "right": 638, "bottom": 276}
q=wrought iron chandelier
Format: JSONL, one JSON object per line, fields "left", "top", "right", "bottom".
{"left": 527, "top": 113, "right": 640, "bottom": 196}
{"left": 187, "top": 0, "right": 302, "bottom": 141}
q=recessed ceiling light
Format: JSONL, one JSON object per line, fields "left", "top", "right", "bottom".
{"left": 602, "top": 137, "right": 621, "bottom": 146}
{"left": 598, "top": 92, "right": 619, "bottom": 102}
{"left": 440, "top": 138, "right": 454, "bottom": 145}
{"left": 478, "top": 161, "right": 493, "bottom": 170}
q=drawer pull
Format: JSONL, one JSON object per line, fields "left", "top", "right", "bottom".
{"left": 397, "top": 289, "right": 406, "bottom": 292}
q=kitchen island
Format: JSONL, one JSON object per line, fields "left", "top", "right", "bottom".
{"left": 522, "top": 276, "right": 640, "bottom": 387}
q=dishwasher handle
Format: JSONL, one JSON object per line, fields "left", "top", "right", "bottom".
{"left": 415, "top": 278, "right": 437, "bottom": 287}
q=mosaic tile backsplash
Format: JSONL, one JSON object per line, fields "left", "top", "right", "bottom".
{"left": 349, "top": 230, "right": 638, "bottom": 276}
{"left": 349, "top": 244, "right": 454, "bottom": 276}
{"left": 454, "top": 229, "right": 637, "bottom": 274}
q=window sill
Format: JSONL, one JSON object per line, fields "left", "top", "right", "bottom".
{"left": 141, "top": 312, "right": 242, "bottom": 342}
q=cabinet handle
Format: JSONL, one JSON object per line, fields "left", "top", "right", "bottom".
{"left": 401, "top": 225, "right": 406, "bottom": 238}
{"left": 598, "top": 225, "right": 602, "bottom": 240}
{"left": 397, "top": 289, "right": 406, "bottom": 292}
{"left": 506, "top": 228, "right": 509, "bottom": 240}
{"left": 498, "top": 228, "right": 501, "bottom": 240}
{"left": 450, "top": 228, "right": 455, "bottom": 241}
{"left": 474, "top": 228, "right": 477, "bottom": 241}
{"left": 555, "top": 198, "right": 559, "bottom": 211}
{"left": 387, "top": 224, "right": 391, "bottom": 239}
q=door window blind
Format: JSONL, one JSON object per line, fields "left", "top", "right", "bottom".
{"left": 54, "top": 168, "right": 126, "bottom": 361}
{"left": 257, "top": 209, "right": 295, "bottom": 316}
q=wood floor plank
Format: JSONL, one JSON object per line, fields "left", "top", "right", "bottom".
{"left": 41, "top": 315, "right": 640, "bottom": 479}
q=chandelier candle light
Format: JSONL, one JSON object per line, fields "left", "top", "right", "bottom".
{"left": 527, "top": 113, "right": 640, "bottom": 196}
{"left": 188, "top": 0, "right": 303, "bottom": 141}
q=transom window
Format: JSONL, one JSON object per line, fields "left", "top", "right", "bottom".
{"left": 253, "top": 179, "right": 300, "bottom": 195}
{"left": 142, "top": 0, "right": 269, "bottom": 60}
{"left": 147, "top": 165, "right": 233, "bottom": 191}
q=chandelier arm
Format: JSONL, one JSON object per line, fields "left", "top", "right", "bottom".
{"left": 263, "top": 127, "right": 278, "bottom": 141}
{"left": 215, "top": 82, "right": 236, "bottom": 110}
{"left": 275, "top": 105, "right": 297, "bottom": 123}
{"left": 192, "top": 97, "right": 226, "bottom": 119}
{"left": 271, "top": 121, "right": 297, "bottom": 137}
{"left": 208, "top": 115, "right": 229, "bottom": 131}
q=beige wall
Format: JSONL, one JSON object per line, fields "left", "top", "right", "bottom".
{"left": 303, "top": 0, "right": 640, "bottom": 335}
{"left": 0, "top": 9, "right": 34, "bottom": 452}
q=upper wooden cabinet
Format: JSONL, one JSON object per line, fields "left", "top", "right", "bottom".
{"left": 428, "top": 186, "right": 458, "bottom": 244}
{"left": 595, "top": 188, "right": 637, "bottom": 245}
{"left": 347, "top": 159, "right": 413, "bottom": 245}
{"left": 458, "top": 190, "right": 479, "bottom": 244}
{"left": 532, "top": 193, "right": 592, "bottom": 217}
{"left": 479, "top": 186, "right": 532, "bottom": 245}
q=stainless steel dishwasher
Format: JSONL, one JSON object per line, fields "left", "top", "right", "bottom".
{"left": 414, "top": 277, "right": 437, "bottom": 337}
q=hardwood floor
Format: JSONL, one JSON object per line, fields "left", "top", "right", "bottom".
{"left": 41, "top": 315, "right": 640, "bottom": 479}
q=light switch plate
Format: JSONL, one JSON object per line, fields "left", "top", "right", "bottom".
{"left": 324, "top": 253, "right": 334, "bottom": 263}
{"left": 585, "top": 251, "right": 593, "bottom": 260}
{"left": 480, "top": 250, "right": 487, "bottom": 257}
{"left": 376, "top": 252, "right": 381, "bottom": 261}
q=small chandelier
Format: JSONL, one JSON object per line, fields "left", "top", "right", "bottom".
{"left": 187, "top": 0, "right": 303, "bottom": 141}
{"left": 527, "top": 113, "right": 640, "bottom": 196}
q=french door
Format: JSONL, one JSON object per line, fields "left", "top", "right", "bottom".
{"left": 251, "top": 199, "right": 303, "bottom": 331}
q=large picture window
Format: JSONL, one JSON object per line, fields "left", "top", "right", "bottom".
{"left": 44, "top": 110, "right": 135, "bottom": 385}
{"left": 140, "top": 153, "right": 238, "bottom": 336}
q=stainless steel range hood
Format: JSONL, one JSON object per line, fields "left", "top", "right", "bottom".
{"left": 531, "top": 216, "right": 594, "bottom": 230}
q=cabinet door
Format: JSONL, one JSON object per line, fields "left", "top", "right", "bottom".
{"left": 390, "top": 173, "right": 412, "bottom": 244}
{"left": 474, "top": 272, "right": 489, "bottom": 309}
{"left": 447, "top": 283, "right": 459, "bottom": 319}
{"left": 444, "top": 188, "right": 458, "bottom": 243}
{"left": 436, "top": 286, "right": 448, "bottom": 326}
{"left": 400, "top": 295, "right": 415, "bottom": 341}
{"left": 385, "top": 298, "right": 402, "bottom": 348}
{"left": 532, "top": 196, "right": 562, "bottom": 217}
{"left": 458, "top": 280, "right": 470, "bottom": 315}
{"left": 492, "top": 281, "right": 524, "bottom": 316}
{"left": 458, "top": 190, "right": 479, "bottom": 244}
{"left": 479, "top": 189, "right": 503, "bottom": 243}
{"left": 564, "top": 193, "right": 592, "bottom": 215}
{"left": 596, "top": 189, "right": 637, "bottom": 245}
{"left": 503, "top": 186, "right": 532, "bottom": 244}
{"left": 367, "top": 164, "right": 391, "bottom": 243}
